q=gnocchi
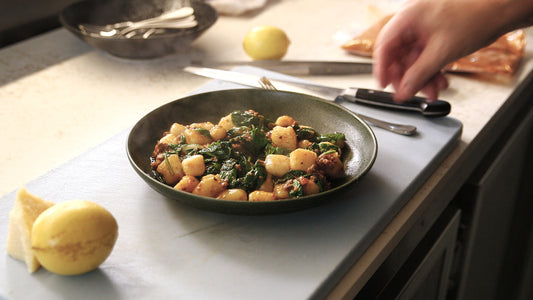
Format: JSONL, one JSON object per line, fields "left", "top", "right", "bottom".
{"left": 150, "top": 110, "right": 347, "bottom": 201}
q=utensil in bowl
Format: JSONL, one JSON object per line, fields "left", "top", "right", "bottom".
{"left": 60, "top": 0, "right": 218, "bottom": 59}
{"left": 78, "top": 7, "right": 198, "bottom": 38}
{"left": 126, "top": 89, "right": 378, "bottom": 215}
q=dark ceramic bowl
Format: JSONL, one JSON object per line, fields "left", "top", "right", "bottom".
{"left": 59, "top": 0, "right": 218, "bottom": 59}
{"left": 127, "top": 89, "right": 378, "bottom": 214}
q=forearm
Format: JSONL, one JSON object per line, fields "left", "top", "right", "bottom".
{"left": 373, "top": 0, "right": 533, "bottom": 101}
{"left": 480, "top": 0, "right": 533, "bottom": 38}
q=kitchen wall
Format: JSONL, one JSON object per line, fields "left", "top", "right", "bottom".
{"left": 0, "top": 0, "right": 78, "bottom": 47}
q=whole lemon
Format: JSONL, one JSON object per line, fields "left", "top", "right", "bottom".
{"left": 243, "top": 25, "right": 290, "bottom": 60}
{"left": 31, "top": 200, "right": 118, "bottom": 276}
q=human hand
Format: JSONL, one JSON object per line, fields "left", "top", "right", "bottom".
{"left": 373, "top": 0, "right": 531, "bottom": 102}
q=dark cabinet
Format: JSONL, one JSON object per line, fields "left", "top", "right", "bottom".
{"left": 355, "top": 207, "right": 461, "bottom": 300}
{"left": 355, "top": 98, "right": 532, "bottom": 300}
{"left": 454, "top": 108, "right": 533, "bottom": 300}
{"left": 394, "top": 210, "right": 460, "bottom": 300}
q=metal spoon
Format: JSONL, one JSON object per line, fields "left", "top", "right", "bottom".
{"left": 79, "top": 6, "right": 196, "bottom": 38}
{"left": 258, "top": 77, "right": 417, "bottom": 136}
{"left": 120, "top": 17, "right": 198, "bottom": 38}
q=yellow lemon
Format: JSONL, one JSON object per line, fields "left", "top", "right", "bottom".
{"left": 31, "top": 200, "right": 118, "bottom": 276}
{"left": 243, "top": 25, "right": 290, "bottom": 60}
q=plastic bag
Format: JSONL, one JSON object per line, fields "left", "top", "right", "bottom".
{"left": 341, "top": 15, "right": 526, "bottom": 77}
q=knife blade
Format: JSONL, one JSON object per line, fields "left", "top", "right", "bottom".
{"left": 190, "top": 60, "right": 373, "bottom": 75}
{"left": 183, "top": 66, "right": 451, "bottom": 117}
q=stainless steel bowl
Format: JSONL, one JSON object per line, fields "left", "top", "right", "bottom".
{"left": 60, "top": 0, "right": 218, "bottom": 59}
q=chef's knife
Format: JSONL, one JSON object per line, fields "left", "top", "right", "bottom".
{"left": 183, "top": 66, "right": 451, "bottom": 117}
{"left": 190, "top": 60, "right": 373, "bottom": 75}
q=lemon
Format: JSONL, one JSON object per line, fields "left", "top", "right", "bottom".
{"left": 31, "top": 200, "right": 118, "bottom": 276}
{"left": 243, "top": 25, "right": 290, "bottom": 60}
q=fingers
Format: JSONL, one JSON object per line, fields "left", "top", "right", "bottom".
{"left": 392, "top": 43, "right": 450, "bottom": 102}
{"left": 373, "top": 39, "right": 396, "bottom": 88}
{"left": 421, "top": 73, "right": 448, "bottom": 101}
{"left": 395, "top": 71, "right": 448, "bottom": 102}
{"left": 373, "top": 17, "right": 413, "bottom": 88}
{"left": 372, "top": 1, "right": 456, "bottom": 102}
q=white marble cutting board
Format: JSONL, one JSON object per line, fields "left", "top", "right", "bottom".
{"left": 0, "top": 67, "right": 462, "bottom": 300}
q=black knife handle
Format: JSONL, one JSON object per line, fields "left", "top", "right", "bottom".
{"left": 353, "top": 88, "right": 451, "bottom": 117}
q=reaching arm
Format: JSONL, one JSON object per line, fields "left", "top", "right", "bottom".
{"left": 373, "top": 0, "right": 533, "bottom": 102}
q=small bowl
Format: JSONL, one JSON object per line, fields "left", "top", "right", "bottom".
{"left": 126, "top": 89, "right": 378, "bottom": 215}
{"left": 59, "top": 0, "right": 218, "bottom": 59}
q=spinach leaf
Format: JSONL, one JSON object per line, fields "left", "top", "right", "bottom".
{"left": 318, "top": 132, "right": 345, "bottom": 146}
{"left": 198, "top": 141, "right": 234, "bottom": 175}
{"left": 166, "top": 138, "right": 189, "bottom": 156}
{"left": 264, "top": 143, "right": 291, "bottom": 156}
{"left": 250, "top": 162, "right": 268, "bottom": 190}
{"left": 229, "top": 126, "right": 269, "bottom": 157}
{"left": 231, "top": 111, "right": 258, "bottom": 126}
{"left": 194, "top": 127, "right": 212, "bottom": 138}
{"left": 220, "top": 159, "right": 239, "bottom": 186}
{"left": 277, "top": 170, "right": 306, "bottom": 183}
{"left": 248, "top": 127, "right": 269, "bottom": 154}
{"left": 226, "top": 126, "right": 249, "bottom": 139}
{"left": 178, "top": 144, "right": 204, "bottom": 158}
{"left": 231, "top": 110, "right": 271, "bottom": 129}
{"left": 233, "top": 162, "right": 268, "bottom": 192}
{"left": 200, "top": 141, "right": 232, "bottom": 161}
{"left": 288, "top": 179, "right": 304, "bottom": 198}
{"left": 304, "top": 174, "right": 325, "bottom": 193}
{"left": 295, "top": 126, "right": 319, "bottom": 141}
{"left": 308, "top": 141, "right": 340, "bottom": 155}
{"left": 204, "top": 158, "right": 222, "bottom": 174}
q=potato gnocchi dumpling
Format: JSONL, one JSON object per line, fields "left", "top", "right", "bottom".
{"left": 150, "top": 110, "right": 347, "bottom": 201}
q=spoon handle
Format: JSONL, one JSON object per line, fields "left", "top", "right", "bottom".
{"left": 79, "top": 7, "right": 195, "bottom": 37}
{"left": 356, "top": 113, "right": 417, "bottom": 136}
{"left": 131, "top": 7, "right": 194, "bottom": 26}
{"left": 119, "top": 17, "right": 198, "bottom": 36}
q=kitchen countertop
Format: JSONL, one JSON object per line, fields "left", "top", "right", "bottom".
{"left": 1, "top": 0, "right": 532, "bottom": 299}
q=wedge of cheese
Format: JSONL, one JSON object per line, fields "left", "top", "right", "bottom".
{"left": 6, "top": 187, "right": 54, "bottom": 273}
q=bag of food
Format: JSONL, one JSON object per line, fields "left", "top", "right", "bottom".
{"left": 341, "top": 15, "right": 526, "bottom": 77}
